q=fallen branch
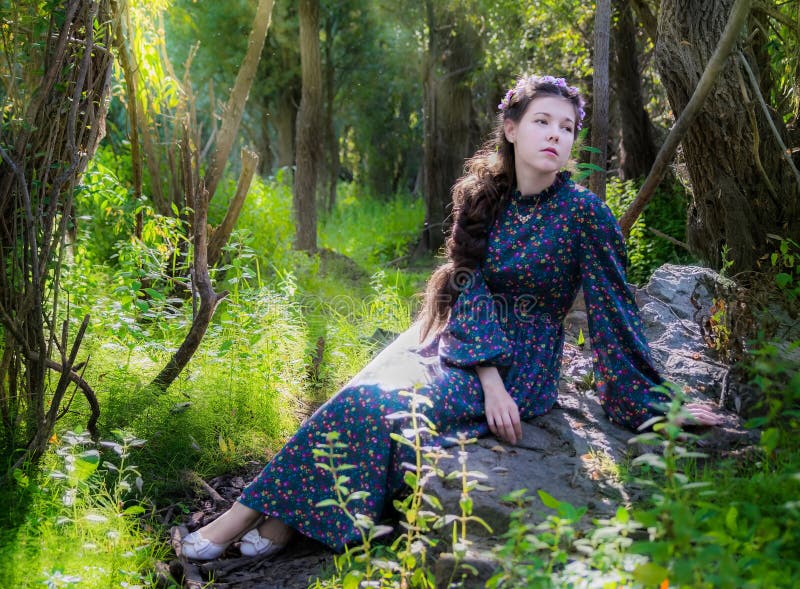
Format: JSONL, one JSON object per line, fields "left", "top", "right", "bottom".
{"left": 182, "top": 470, "right": 228, "bottom": 507}
{"left": 170, "top": 525, "right": 206, "bottom": 589}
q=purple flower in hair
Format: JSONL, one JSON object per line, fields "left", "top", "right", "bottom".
{"left": 497, "top": 87, "right": 515, "bottom": 110}
{"left": 497, "top": 74, "right": 587, "bottom": 131}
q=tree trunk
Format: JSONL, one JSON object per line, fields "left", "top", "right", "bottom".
{"left": 420, "top": 1, "right": 481, "bottom": 254}
{"left": 630, "top": 0, "right": 659, "bottom": 43}
{"left": 613, "top": 0, "right": 658, "bottom": 180}
{"left": 590, "top": 0, "right": 612, "bottom": 200}
{"left": 322, "top": 15, "right": 338, "bottom": 214}
{"left": 293, "top": 0, "right": 323, "bottom": 252}
{"left": 655, "top": 0, "right": 799, "bottom": 273}
{"left": 203, "top": 0, "right": 274, "bottom": 202}
{"left": 151, "top": 131, "right": 227, "bottom": 391}
{"left": 275, "top": 88, "right": 297, "bottom": 169}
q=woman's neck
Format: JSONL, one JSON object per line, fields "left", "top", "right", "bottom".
{"left": 515, "top": 170, "right": 558, "bottom": 196}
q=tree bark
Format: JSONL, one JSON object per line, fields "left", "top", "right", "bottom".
{"left": 203, "top": 0, "right": 274, "bottom": 202}
{"left": 590, "top": 0, "right": 612, "bottom": 200}
{"left": 630, "top": 0, "right": 659, "bottom": 43}
{"left": 619, "top": 0, "right": 753, "bottom": 238}
{"left": 293, "top": 0, "right": 323, "bottom": 252}
{"left": 322, "top": 14, "right": 339, "bottom": 214}
{"left": 612, "top": 0, "right": 658, "bottom": 180}
{"left": 651, "top": 0, "right": 799, "bottom": 273}
{"left": 207, "top": 148, "right": 260, "bottom": 268}
{"left": 420, "top": 1, "right": 481, "bottom": 254}
{"left": 151, "top": 132, "right": 227, "bottom": 391}
{"left": 275, "top": 88, "right": 298, "bottom": 169}
{"left": 113, "top": 0, "right": 144, "bottom": 238}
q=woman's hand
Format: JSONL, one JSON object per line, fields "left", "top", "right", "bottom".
{"left": 476, "top": 366, "right": 522, "bottom": 444}
{"left": 679, "top": 402, "right": 724, "bottom": 427}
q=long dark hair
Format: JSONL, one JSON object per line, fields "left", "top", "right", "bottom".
{"left": 418, "top": 75, "right": 585, "bottom": 340}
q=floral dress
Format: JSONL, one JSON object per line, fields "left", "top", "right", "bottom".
{"left": 238, "top": 171, "right": 667, "bottom": 551}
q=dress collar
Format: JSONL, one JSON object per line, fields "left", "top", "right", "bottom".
{"left": 511, "top": 170, "right": 571, "bottom": 203}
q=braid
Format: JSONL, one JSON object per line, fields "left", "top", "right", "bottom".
{"left": 418, "top": 142, "right": 510, "bottom": 340}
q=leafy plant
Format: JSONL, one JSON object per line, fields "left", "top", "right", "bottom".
{"left": 310, "top": 390, "right": 492, "bottom": 588}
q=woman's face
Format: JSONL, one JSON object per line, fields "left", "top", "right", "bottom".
{"left": 504, "top": 95, "right": 576, "bottom": 181}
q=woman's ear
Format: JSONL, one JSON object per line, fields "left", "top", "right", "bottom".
{"left": 503, "top": 118, "right": 516, "bottom": 144}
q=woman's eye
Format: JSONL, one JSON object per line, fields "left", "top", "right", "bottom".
{"left": 562, "top": 126, "right": 573, "bottom": 133}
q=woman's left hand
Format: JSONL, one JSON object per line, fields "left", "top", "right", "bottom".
{"left": 680, "top": 402, "right": 724, "bottom": 427}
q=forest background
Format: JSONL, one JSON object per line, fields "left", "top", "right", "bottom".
{"left": 1, "top": 0, "right": 799, "bottom": 587}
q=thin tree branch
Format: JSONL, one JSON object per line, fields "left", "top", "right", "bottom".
{"left": 203, "top": 0, "right": 274, "bottom": 201}
{"left": 647, "top": 226, "right": 690, "bottom": 250}
{"left": 207, "top": 148, "right": 259, "bottom": 268}
{"left": 737, "top": 50, "right": 800, "bottom": 192}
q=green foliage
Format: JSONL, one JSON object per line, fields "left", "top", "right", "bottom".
{"left": 765, "top": 234, "right": 800, "bottom": 305}
{"left": 310, "top": 391, "right": 490, "bottom": 588}
{"left": 0, "top": 429, "right": 165, "bottom": 588}
{"left": 320, "top": 184, "right": 426, "bottom": 269}
{"left": 487, "top": 490, "right": 644, "bottom": 589}
{"left": 486, "top": 384, "right": 800, "bottom": 589}
{"left": 605, "top": 177, "right": 694, "bottom": 284}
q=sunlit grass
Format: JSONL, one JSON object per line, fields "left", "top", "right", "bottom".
{"left": 0, "top": 433, "right": 170, "bottom": 588}
{"left": 320, "top": 183, "right": 425, "bottom": 270}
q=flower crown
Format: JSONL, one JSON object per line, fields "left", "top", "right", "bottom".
{"left": 498, "top": 75, "right": 586, "bottom": 131}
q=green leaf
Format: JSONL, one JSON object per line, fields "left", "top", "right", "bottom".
{"left": 459, "top": 496, "right": 474, "bottom": 516}
{"left": 537, "top": 489, "right": 561, "bottom": 509}
{"left": 725, "top": 506, "right": 738, "bottom": 533}
{"left": 761, "top": 427, "right": 780, "bottom": 453}
{"left": 632, "top": 562, "right": 669, "bottom": 585}
{"left": 143, "top": 287, "right": 166, "bottom": 300}
{"left": 123, "top": 504, "right": 146, "bottom": 516}
{"left": 74, "top": 450, "right": 100, "bottom": 482}
{"left": 342, "top": 570, "right": 363, "bottom": 589}
{"left": 615, "top": 506, "right": 630, "bottom": 524}
{"left": 315, "top": 499, "right": 340, "bottom": 508}
{"left": 775, "top": 273, "right": 793, "bottom": 288}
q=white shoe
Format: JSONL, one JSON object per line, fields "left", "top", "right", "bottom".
{"left": 239, "top": 528, "right": 285, "bottom": 558}
{"left": 181, "top": 530, "right": 230, "bottom": 561}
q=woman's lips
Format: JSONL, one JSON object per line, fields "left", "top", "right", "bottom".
{"left": 541, "top": 147, "right": 558, "bottom": 156}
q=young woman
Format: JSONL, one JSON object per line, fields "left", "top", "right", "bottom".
{"left": 181, "top": 75, "right": 720, "bottom": 561}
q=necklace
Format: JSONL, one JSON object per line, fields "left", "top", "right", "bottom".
{"left": 511, "top": 194, "right": 544, "bottom": 223}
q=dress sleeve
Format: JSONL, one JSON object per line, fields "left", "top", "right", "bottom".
{"left": 438, "top": 268, "right": 513, "bottom": 368}
{"left": 578, "top": 193, "right": 668, "bottom": 430}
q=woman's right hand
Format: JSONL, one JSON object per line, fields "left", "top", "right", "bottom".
{"left": 476, "top": 366, "right": 522, "bottom": 444}
{"left": 484, "top": 386, "right": 522, "bottom": 444}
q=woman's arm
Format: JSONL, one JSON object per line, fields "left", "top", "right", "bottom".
{"left": 476, "top": 365, "right": 522, "bottom": 444}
